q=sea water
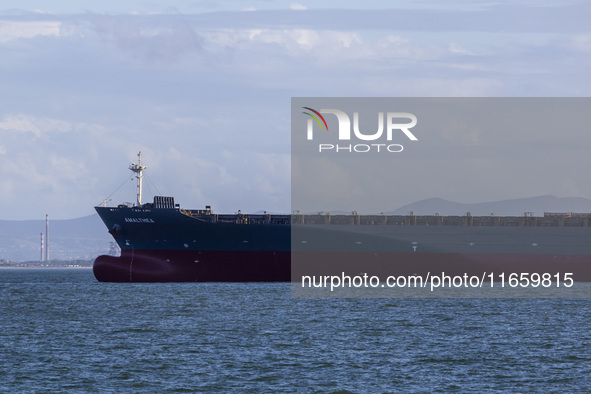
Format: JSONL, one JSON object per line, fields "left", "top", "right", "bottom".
{"left": 1, "top": 269, "right": 590, "bottom": 392}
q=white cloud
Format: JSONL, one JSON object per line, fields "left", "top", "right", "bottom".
{"left": 48, "top": 155, "right": 88, "bottom": 183}
{"left": 0, "top": 114, "right": 42, "bottom": 136}
{"left": 0, "top": 20, "right": 63, "bottom": 43}
{"left": 0, "top": 114, "right": 75, "bottom": 138}
{"left": 290, "top": 3, "right": 308, "bottom": 11}
{"left": 202, "top": 28, "right": 456, "bottom": 66}
{"left": 448, "top": 42, "right": 473, "bottom": 55}
{"left": 362, "top": 76, "right": 504, "bottom": 96}
{"left": 0, "top": 178, "right": 15, "bottom": 205}
{"left": 87, "top": 14, "right": 204, "bottom": 62}
{"left": 568, "top": 34, "right": 591, "bottom": 52}
{"left": 0, "top": 151, "right": 91, "bottom": 214}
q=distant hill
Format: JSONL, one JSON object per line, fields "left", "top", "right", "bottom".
{"left": 0, "top": 214, "right": 113, "bottom": 262}
{"left": 387, "top": 195, "right": 591, "bottom": 216}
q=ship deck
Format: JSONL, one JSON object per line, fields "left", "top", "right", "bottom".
{"left": 180, "top": 209, "right": 591, "bottom": 227}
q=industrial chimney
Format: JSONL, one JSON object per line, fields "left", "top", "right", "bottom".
{"left": 45, "top": 214, "right": 49, "bottom": 262}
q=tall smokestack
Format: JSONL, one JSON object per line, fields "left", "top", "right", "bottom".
{"left": 45, "top": 214, "right": 49, "bottom": 262}
{"left": 40, "top": 232, "right": 44, "bottom": 261}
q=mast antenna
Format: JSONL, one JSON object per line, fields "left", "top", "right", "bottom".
{"left": 129, "top": 151, "right": 147, "bottom": 206}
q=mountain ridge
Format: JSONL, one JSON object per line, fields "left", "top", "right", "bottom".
{"left": 387, "top": 195, "right": 591, "bottom": 216}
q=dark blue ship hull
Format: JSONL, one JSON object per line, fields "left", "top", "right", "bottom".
{"left": 93, "top": 206, "right": 291, "bottom": 282}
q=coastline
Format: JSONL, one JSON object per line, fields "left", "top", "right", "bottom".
{"left": 0, "top": 266, "right": 92, "bottom": 270}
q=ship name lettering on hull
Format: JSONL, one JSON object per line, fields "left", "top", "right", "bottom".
{"left": 125, "top": 218, "right": 156, "bottom": 223}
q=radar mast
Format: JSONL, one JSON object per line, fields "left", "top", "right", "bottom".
{"left": 129, "top": 151, "right": 147, "bottom": 206}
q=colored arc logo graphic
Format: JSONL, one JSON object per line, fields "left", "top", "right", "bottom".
{"left": 302, "top": 107, "right": 329, "bottom": 131}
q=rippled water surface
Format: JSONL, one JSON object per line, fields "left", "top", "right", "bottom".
{"left": 1, "top": 269, "right": 591, "bottom": 392}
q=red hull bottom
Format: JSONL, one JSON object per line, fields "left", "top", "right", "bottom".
{"left": 93, "top": 250, "right": 591, "bottom": 282}
{"left": 93, "top": 250, "right": 290, "bottom": 282}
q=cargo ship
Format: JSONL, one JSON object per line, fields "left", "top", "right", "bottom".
{"left": 93, "top": 153, "right": 591, "bottom": 282}
{"left": 93, "top": 152, "right": 291, "bottom": 282}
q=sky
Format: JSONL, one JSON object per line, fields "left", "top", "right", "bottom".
{"left": 0, "top": 0, "right": 590, "bottom": 219}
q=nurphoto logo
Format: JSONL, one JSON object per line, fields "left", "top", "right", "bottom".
{"left": 302, "top": 107, "right": 418, "bottom": 153}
